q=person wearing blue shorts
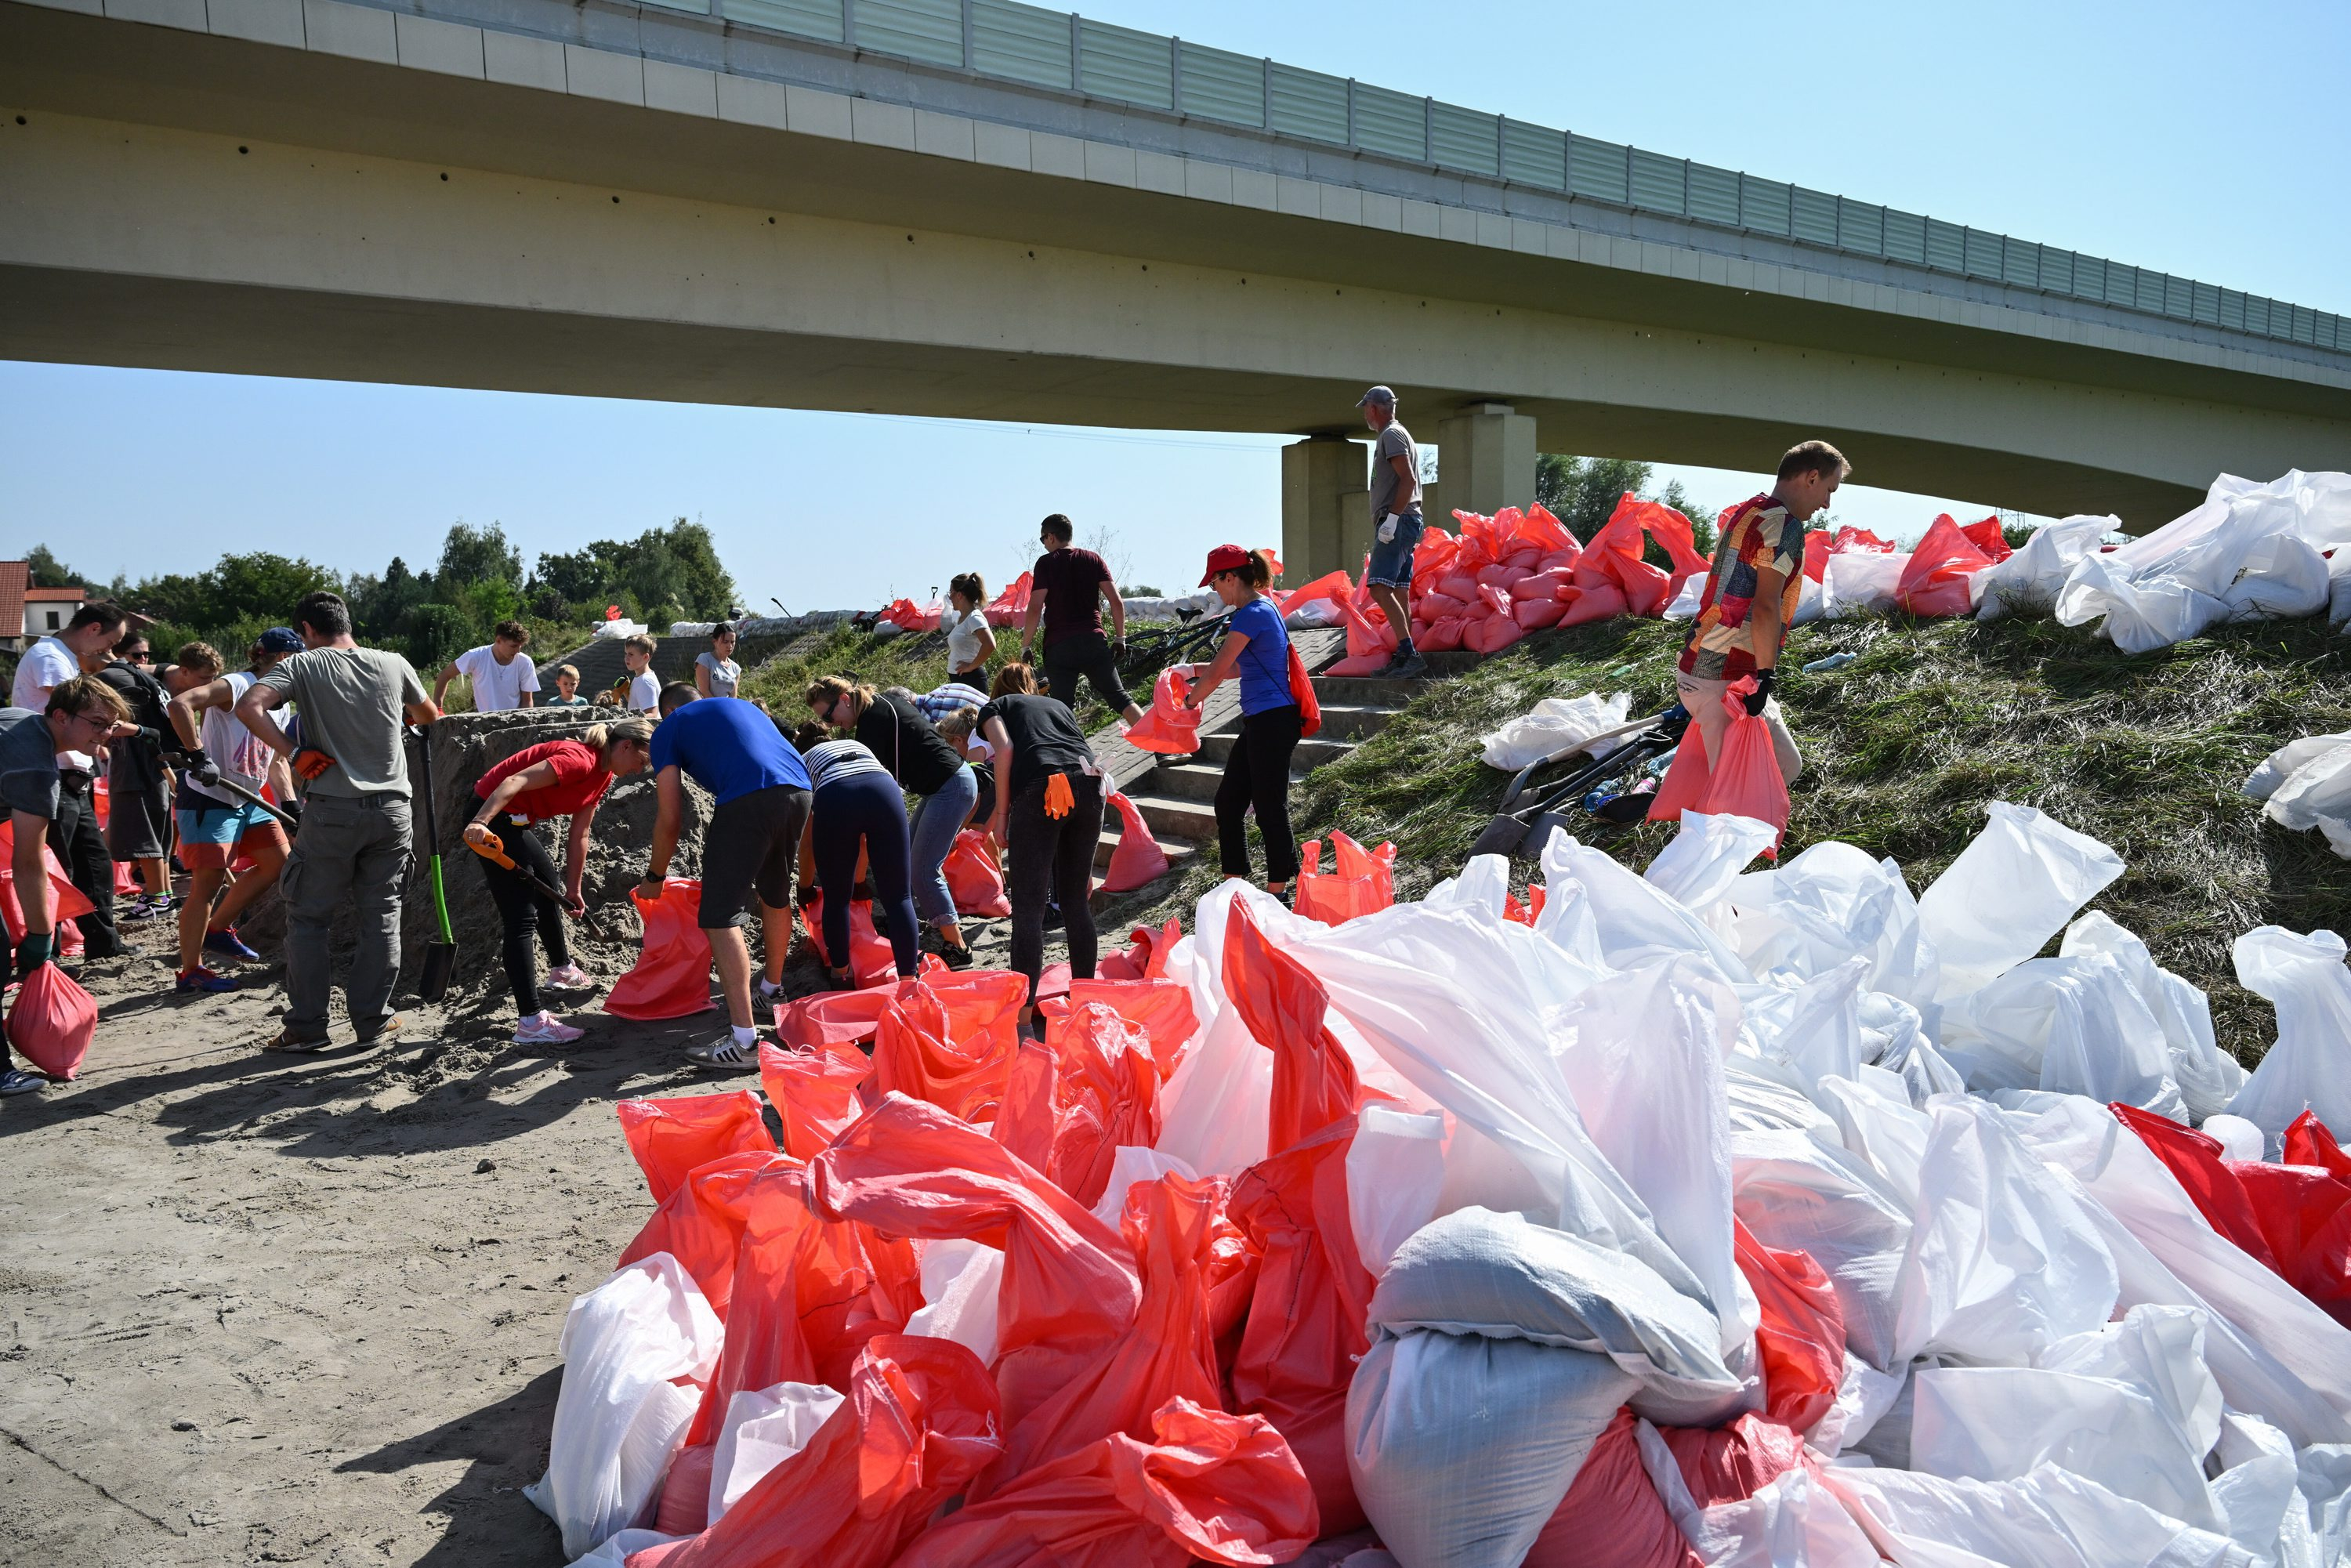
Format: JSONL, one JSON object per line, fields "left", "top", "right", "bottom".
{"left": 1358, "top": 384, "right": 1429, "bottom": 680}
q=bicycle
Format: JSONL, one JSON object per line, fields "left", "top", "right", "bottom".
{"left": 1114, "top": 608, "right": 1233, "bottom": 681}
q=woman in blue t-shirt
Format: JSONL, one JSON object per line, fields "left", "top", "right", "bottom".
{"left": 1183, "top": 545, "right": 1302, "bottom": 899}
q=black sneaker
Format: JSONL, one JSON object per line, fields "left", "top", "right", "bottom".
{"left": 938, "top": 941, "right": 976, "bottom": 971}
{"left": 1386, "top": 650, "right": 1429, "bottom": 680}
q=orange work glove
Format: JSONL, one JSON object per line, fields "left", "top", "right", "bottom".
{"left": 1043, "top": 772, "right": 1074, "bottom": 820}
{"left": 293, "top": 748, "right": 334, "bottom": 781}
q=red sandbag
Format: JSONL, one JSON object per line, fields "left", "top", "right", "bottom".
{"left": 798, "top": 889, "right": 900, "bottom": 987}
{"left": 890, "top": 1397, "right": 1318, "bottom": 1568}
{"left": 617, "top": 1090, "right": 773, "bottom": 1204}
{"left": 810, "top": 1094, "right": 1143, "bottom": 1466}
{"left": 984, "top": 571, "right": 1034, "bottom": 629}
{"left": 1503, "top": 884, "right": 1545, "bottom": 926}
{"left": 1474, "top": 562, "right": 1523, "bottom": 590}
{"left": 1958, "top": 516, "right": 2012, "bottom": 563}
{"left": 1513, "top": 502, "right": 1581, "bottom": 559}
{"left": 1095, "top": 918, "right": 1183, "bottom": 983}
{"left": 0, "top": 819, "right": 94, "bottom": 943}
{"left": 874, "top": 976, "right": 1023, "bottom": 1123}
{"left": 1294, "top": 833, "right": 1395, "bottom": 927}
{"left": 634, "top": 1335, "right": 1000, "bottom": 1568}
{"left": 946, "top": 829, "right": 1011, "bottom": 918}
{"left": 1736, "top": 1221, "right": 1845, "bottom": 1436}
{"left": 1324, "top": 652, "right": 1392, "bottom": 678}
{"left": 1124, "top": 668, "right": 1202, "bottom": 756}
{"left": 776, "top": 989, "right": 889, "bottom": 1050}
{"left": 881, "top": 597, "right": 944, "bottom": 632}
{"left": 759, "top": 1041, "right": 872, "bottom": 1160}
{"left": 1049, "top": 978, "right": 1198, "bottom": 1072}
{"left": 1580, "top": 494, "right": 1709, "bottom": 614}
{"left": 1416, "top": 590, "right": 1473, "bottom": 618}
{"left": 1434, "top": 572, "right": 1483, "bottom": 604}
{"left": 1275, "top": 570, "right": 1352, "bottom": 617}
{"left": 2288, "top": 1111, "right": 2351, "bottom": 1181}
{"left": 1556, "top": 581, "right": 1631, "bottom": 627}
{"left": 1646, "top": 726, "right": 1712, "bottom": 824}
{"left": 618, "top": 1150, "right": 786, "bottom": 1320}
{"left": 1697, "top": 678, "right": 1789, "bottom": 855}
{"left": 604, "top": 878, "right": 717, "bottom": 1019}
{"left": 1223, "top": 902, "right": 1385, "bottom": 1534}
{"left": 112, "top": 860, "right": 141, "bottom": 895}
{"left": 1411, "top": 527, "right": 1458, "bottom": 582}
{"left": 1525, "top": 1408, "right": 1694, "bottom": 1568}
{"left": 1103, "top": 792, "right": 1172, "bottom": 893}
{"left": 1415, "top": 614, "right": 1468, "bottom": 653}
{"left": 4, "top": 961, "right": 97, "bottom": 1080}
{"left": 1894, "top": 512, "right": 1997, "bottom": 618}
{"left": 1027, "top": 1002, "right": 1165, "bottom": 1207}
{"left": 1463, "top": 612, "right": 1527, "bottom": 655}
{"left": 1511, "top": 597, "right": 1568, "bottom": 630}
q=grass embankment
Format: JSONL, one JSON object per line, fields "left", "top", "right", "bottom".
{"left": 736, "top": 622, "right": 1125, "bottom": 730}
{"left": 1141, "top": 613, "right": 2351, "bottom": 1064}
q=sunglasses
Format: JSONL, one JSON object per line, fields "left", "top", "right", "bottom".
{"left": 126, "top": 651, "right": 153, "bottom": 663}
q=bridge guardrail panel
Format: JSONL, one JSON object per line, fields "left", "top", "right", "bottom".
{"left": 969, "top": 0, "right": 1069, "bottom": 89}
{"left": 1174, "top": 39, "right": 1262, "bottom": 127}
{"left": 1077, "top": 16, "right": 1172, "bottom": 110}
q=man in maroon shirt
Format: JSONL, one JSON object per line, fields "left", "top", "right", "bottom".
{"left": 1018, "top": 513, "right": 1144, "bottom": 724}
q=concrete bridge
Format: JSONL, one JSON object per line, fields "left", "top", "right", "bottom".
{"left": 5, "top": 0, "right": 2348, "bottom": 574}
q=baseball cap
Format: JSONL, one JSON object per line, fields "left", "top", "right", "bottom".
{"left": 1357, "top": 385, "right": 1396, "bottom": 407}
{"left": 256, "top": 626, "right": 305, "bottom": 654}
{"left": 1199, "top": 544, "right": 1252, "bottom": 585}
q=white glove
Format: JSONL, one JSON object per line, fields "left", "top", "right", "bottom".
{"left": 1376, "top": 512, "right": 1398, "bottom": 544}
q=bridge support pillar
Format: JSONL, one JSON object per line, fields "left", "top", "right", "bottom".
{"left": 1425, "top": 402, "right": 1538, "bottom": 526}
{"left": 1281, "top": 436, "right": 1368, "bottom": 581}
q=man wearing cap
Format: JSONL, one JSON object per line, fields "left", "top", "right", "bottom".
{"left": 166, "top": 628, "right": 306, "bottom": 994}
{"left": 1358, "top": 386, "right": 1428, "bottom": 679}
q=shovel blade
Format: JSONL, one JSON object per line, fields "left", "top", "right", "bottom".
{"left": 1465, "top": 814, "right": 1531, "bottom": 863}
{"left": 417, "top": 940, "right": 457, "bottom": 1003}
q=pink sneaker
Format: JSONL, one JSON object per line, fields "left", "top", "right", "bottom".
{"left": 514, "top": 1010, "right": 585, "bottom": 1045}
{"left": 543, "top": 964, "right": 597, "bottom": 990}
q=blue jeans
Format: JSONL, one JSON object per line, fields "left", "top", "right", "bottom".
{"left": 910, "top": 762, "right": 979, "bottom": 928}
{"left": 1365, "top": 507, "right": 1425, "bottom": 588}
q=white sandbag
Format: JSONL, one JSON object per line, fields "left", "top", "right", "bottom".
{"left": 1541, "top": 828, "right": 1751, "bottom": 987}
{"left": 1727, "top": 840, "right": 1940, "bottom": 1004}
{"left": 706, "top": 1381, "right": 846, "bottom": 1523}
{"left": 1822, "top": 1460, "right": 2258, "bottom": 1568}
{"left": 2244, "top": 732, "right": 2351, "bottom": 802}
{"left": 1788, "top": 572, "right": 1826, "bottom": 626}
{"left": 1890, "top": 1096, "right": 2118, "bottom": 1367}
{"left": 1125, "top": 590, "right": 1219, "bottom": 621}
{"left": 1737, "top": 960, "right": 1869, "bottom": 1089}
{"left": 1808, "top": 1353, "right": 1909, "bottom": 1459}
{"left": 2061, "top": 912, "right": 2243, "bottom": 1121}
{"left": 2208, "top": 1410, "right": 2317, "bottom": 1568}
{"left": 2332, "top": 549, "right": 2351, "bottom": 629}
{"left": 1917, "top": 802, "right": 2124, "bottom": 999}
{"left": 2222, "top": 926, "right": 2351, "bottom": 1150}
{"left": 1976, "top": 515, "right": 2117, "bottom": 622}
{"left": 1665, "top": 573, "right": 1706, "bottom": 621}
{"left": 902, "top": 1237, "right": 1004, "bottom": 1366}
{"left": 1286, "top": 597, "right": 1346, "bottom": 629}
{"left": 1812, "top": 1070, "right": 1935, "bottom": 1212}
{"left": 1724, "top": 1052, "right": 1843, "bottom": 1137}
{"left": 2258, "top": 742, "right": 2351, "bottom": 859}
{"left": 2038, "top": 1304, "right": 2224, "bottom": 1461}
{"left": 2020, "top": 1097, "right": 2351, "bottom": 1443}
{"left": 1820, "top": 547, "right": 1908, "bottom": 620}
{"left": 591, "top": 617, "right": 651, "bottom": 639}
{"left": 1088, "top": 1146, "right": 1200, "bottom": 1229}
{"left": 2201, "top": 1114, "right": 2266, "bottom": 1161}
{"left": 1731, "top": 1125, "right": 1913, "bottom": 1373}
{"left": 1480, "top": 690, "right": 1632, "bottom": 770}
{"left": 1634, "top": 1422, "right": 1880, "bottom": 1568}
{"left": 526, "top": 1253, "right": 724, "bottom": 1560}
{"left": 1645, "top": 812, "right": 1777, "bottom": 914}
{"left": 1938, "top": 952, "right": 2186, "bottom": 1119}
{"left": 1348, "top": 1105, "right": 1449, "bottom": 1277}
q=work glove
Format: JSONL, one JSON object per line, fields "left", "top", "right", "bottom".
{"left": 13, "top": 930, "right": 55, "bottom": 978}
{"left": 293, "top": 748, "right": 334, "bottom": 781}
{"left": 1744, "top": 670, "right": 1775, "bottom": 717}
{"left": 278, "top": 798, "right": 302, "bottom": 830}
{"left": 1113, "top": 637, "right": 1127, "bottom": 658}
{"left": 1376, "top": 511, "right": 1398, "bottom": 545}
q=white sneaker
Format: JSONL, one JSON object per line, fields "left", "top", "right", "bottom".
{"left": 755, "top": 976, "right": 787, "bottom": 1001}
{"left": 685, "top": 1034, "right": 759, "bottom": 1072}
{"left": 543, "top": 964, "right": 597, "bottom": 990}
{"left": 514, "top": 1010, "right": 585, "bottom": 1045}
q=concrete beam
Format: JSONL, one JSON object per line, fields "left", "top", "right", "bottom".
{"left": 1282, "top": 437, "right": 1366, "bottom": 581}
{"left": 1425, "top": 403, "right": 1537, "bottom": 527}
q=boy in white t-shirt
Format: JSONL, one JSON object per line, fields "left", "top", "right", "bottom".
{"left": 617, "top": 634, "right": 661, "bottom": 712}
{"left": 433, "top": 621, "right": 540, "bottom": 712}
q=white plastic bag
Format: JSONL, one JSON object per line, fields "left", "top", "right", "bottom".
{"left": 706, "top": 1381, "right": 846, "bottom": 1523}
{"left": 1480, "top": 691, "right": 1632, "bottom": 770}
{"left": 2060, "top": 911, "right": 2243, "bottom": 1121}
{"left": 1347, "top": 1105, "right": 1448, "bottom": 1277}
{"left": 1634, "top": 1422, "right": 1880, "bottom": 1568}
{"left": 526, "top": 1254, "right": 724, "bottom": 1560}
{"left": 902, "top": 1237, "right": 1004, "bottom": 1367}
{"left": 2222, "top": 926, "right": 2351, "bottom": 1150}
{"left": 1820, "top": 547, "right": 1908, "bottom": 620}
{"left": 1727, "top": 840, "right": 1939, "bottom": 1004}
{"left": 1542, "top": 828, "right": 1751, "bottom": 987}
{"left": 2256, "top": 741, "right": 2351, "bottom": 859}
{"left": 1916, "top": 802, "right": 2124, "bottom": 999}
{"left": 1730, "top": 1125, "right": 1913, "bottom": 1373}
{"left": 1937, "top": 952, "right": 2186, "bottom": 1119}
{"left": 1822, "top": 1460, "right": 2257, "bottom": 1568}
{"left": 1645, "top": 812, "right": 1777, "bottom": 916}
{"left": 1975, "top": 515, "right": 2117, "bottom": 622}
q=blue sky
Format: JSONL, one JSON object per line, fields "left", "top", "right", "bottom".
{"left": 6, "top": 0, "right": 2344, "bottom": 607}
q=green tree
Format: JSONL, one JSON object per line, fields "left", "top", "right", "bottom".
{"left": 529, "top": 519, "right": 737, "bottom": 624}
{"left": 437, "top": 522, "right": 523, "bottom": 590}
{"left": 1534, "top": 455, "right": 1655, "bottom": 540}
{"left": 24, "top": 544, "right": 82, "bottom": 588}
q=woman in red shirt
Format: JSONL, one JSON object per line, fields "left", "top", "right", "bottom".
{"left": 463, "top": 719, "right": 653, "bottom": 1043}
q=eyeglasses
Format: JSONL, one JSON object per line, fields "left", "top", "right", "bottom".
{"left": 66, "top": 709, "right": 116, "bottom": 732}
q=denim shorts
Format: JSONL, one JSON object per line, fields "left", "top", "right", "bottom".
{"left": 1365, "top": 508, "right": 1425, "bottom": 588}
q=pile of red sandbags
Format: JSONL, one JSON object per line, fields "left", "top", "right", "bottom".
{"left": 878, "top": 597, "right": 944, "bottom": 633}
{"left": 982, "top": 573, "right": 1031, "bottom": 629}
{"left": 1805, "top": 514, "right": 2013, "bottom": 621}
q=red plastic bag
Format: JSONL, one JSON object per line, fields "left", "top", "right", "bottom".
{"left": 946, "top": 829, "right": 1011, "bottom": 918}
{"left": 881, "top": 597, "right": 944, "bottom": 632}
{"left": 1223, "top": 903, "right": 1383, "bottom": 1534}
{"left": 1049, "top": 977, "right": 1197, "bottom": 1071}
{"left": 1958, "top": 515, "right": 2012, "bottom": 563}
{"left": 633, "top": 1335, "right": 1001, "bottom": 1568}
{"left": 1292, "top": 832, "right": 1396, "bottom": 927}
{"left": 1557, "top": 582, "right": 1632, "bottom": 628}
{"left": 1285, "top": 643, "right": 1323, "bottom": 739}
{"left": 1697, "top": 678, "right": 1789, "bottom": 855}
{"left": 1646, "top": 726, "right": 1712, "bottom": 824}
{"left": 1579, "top": 494, "right": 1710, "bottom": 614}
{"left": 1736, "top": 1222, "right": 1844, "bottom": 1436}
{"left": 1415, "top": 614, "right": 1468, "bottom": 652}
{"left": 984, "top": 571, "right": 1034, "bottom": 629}
{"left": 4, "top": 961, "right": 97, "bottom": 1080}
{"left": 1103, "top": 792, "right": 1171, "bottom": 893}
{"left": 873, "top": 976, "right": 1024, "bottom": 1123}
{"left": 2288, "top": 1111, "right": 2351, "bottom": 1180}
{"left": 604, "top": 878, "right": 716, "bottom": 1019}
{"left": 111, "top": 860, "right": 141, "bottom": 896}
{"left": 617, "top": 1090, "right": 773, "bottom": 1204}
{"left": 0, "top": 818, "right": 94, "bottom": 943}
{"left": 890, "top": 1397, "right": 1318, "bottom": 1568}
{"left": 1512, "top": 502, "right": 1581, "bottom": 559}
{"left": 1275, "top": 570, "right": 1352, "bottom": 617}
{"left": 1095, "top": 919, "right": 1182, "bottom": 983}
{"left": 617, "top": 1150, "right": 785, "bottom": 1320}
{"left": 798, "top": 889, "right": 900, "bottom": 987}
{"left": 1894, "top": 512, "right": 1998, "bottom": 618}
{"left": 810, "top": 1094, "right": 1143, "bottom": 1461}
{"left": 776, "top": 988, "right": 890, "bottom": 1050}
{"left": 759, "top": 1041, "right": 872, "bottom": 1160}
{"left": 1463, "top": 609, "right": 1527, "bottom": 655}
{"left": 1524, "top": 1409, "right": 1694, "bottom": 1568}
{"left": 1030, "top": 1002, "right": 1166, "bottom": 1207}
{"left": 1123, "top": 668, "right": 1202, "bottom": 756}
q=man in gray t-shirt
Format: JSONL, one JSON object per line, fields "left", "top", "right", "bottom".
{"left": 234, "top": 591, "right": 440, "bottom": 1052}
{"left": 1358, "top": 385, "right": 1427, "bottom": 679}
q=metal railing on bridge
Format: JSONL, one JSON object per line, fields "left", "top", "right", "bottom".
{"left": 665, "top": 0, "right": 2345, "bottom": 359}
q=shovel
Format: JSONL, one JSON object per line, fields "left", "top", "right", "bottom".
{"left": 1465, "top": 708, "right": 1689, "bottom": 862}
{"left": 466, "top": 828, "right": 604, "bottom": 940}
{"left": 411, "top": 726, "right": 458, "bottom": 1003}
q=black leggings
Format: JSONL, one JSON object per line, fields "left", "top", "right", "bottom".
{"left": 812, "top": 773, "right": 918, "bottom": 979}
{"left": 478, "top": 824, "right": 570, "bottom": 1016}
{"left": 1006, "top": 772, "right": 1105, "bottom": 1005}
{"left": 1216, "top": 704, "right": 1302, "bottom": 883}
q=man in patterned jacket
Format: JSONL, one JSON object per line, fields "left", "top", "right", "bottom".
{"left": 1675, "top": 440, "right": 1849, "bottom": 784}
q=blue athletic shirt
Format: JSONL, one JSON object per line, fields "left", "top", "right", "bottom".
{"left": 1229, "top": 596, "right": 1292, "bottom": 715}
{"left": 649, "top": 697, "right": 811, "bottom": 805}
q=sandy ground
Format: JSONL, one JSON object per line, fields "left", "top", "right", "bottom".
{"left": 0, "top": 888, "right": 1041, "bottom": 1566}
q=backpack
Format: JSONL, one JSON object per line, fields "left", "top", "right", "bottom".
{"left": 1285, "top": 643, "right": 1323, "bottom": 738}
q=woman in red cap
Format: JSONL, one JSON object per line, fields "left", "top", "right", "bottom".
{"left": 1184, "top": 545, "right": 1301, "bottom": 900}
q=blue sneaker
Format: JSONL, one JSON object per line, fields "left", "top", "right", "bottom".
{"left": 205, "top": 929, "right": 261, "bottom": 963}
{"left": 176, "top": 966, "right": 239, "bottom": 994}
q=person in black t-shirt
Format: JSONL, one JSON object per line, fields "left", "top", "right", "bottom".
{"left": 978, "top": 663, "right": 1104, "bottom": 1019}
{"left": 1018, "top": 512, "right": 1144, "bottom": 725}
